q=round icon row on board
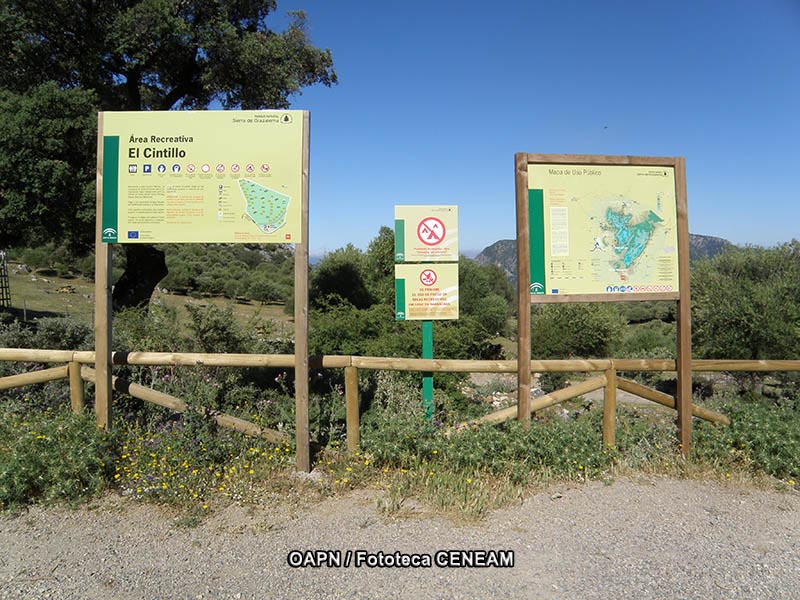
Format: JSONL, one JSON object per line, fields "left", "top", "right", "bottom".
{"left": 129, "top": 163, "right": 271, "bottom": 174}
{"left": 184, "top": 162, "right": 271, "bottom": 174}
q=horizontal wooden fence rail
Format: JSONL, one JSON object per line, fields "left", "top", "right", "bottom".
{"left": 0, "top": 364, "right": 69, "bottom": 390}
{"left": 465, "top": 375, "right": 608, "bottom": 427}
{"left": 3, "top": 349, "right": 800, "bottom": 373}
{"left": 616, "top": 377, "right": 730, "bottom": 425}
{"left": 2, "top": 348, "right": 797, "bottom": 454}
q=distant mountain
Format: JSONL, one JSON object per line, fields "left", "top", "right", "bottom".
{"left": 474, "top": 240, "right": 517, "bottom": 279}
{"left": 688, "top": 234, "right": 732, "bottom": 260}
{"left": 474, "top": 234, "right": 733, "bottom": 283}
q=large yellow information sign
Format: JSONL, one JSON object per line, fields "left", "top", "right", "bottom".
{"left": 527, "top": 163, "right": 680, "bottom": 298}
{"left": 100, "top": 110, "right": 305, "bottom": 244}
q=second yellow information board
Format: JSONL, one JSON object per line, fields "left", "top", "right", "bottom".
{"left": 527, "top": 163, "right": 680, "bottom": 297}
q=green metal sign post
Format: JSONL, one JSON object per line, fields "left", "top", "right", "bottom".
{"left": 422, "top": 320, "right": 434, "bottom": 420}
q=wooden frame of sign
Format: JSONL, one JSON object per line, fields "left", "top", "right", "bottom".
{"left": 514, "top": 153, "right": 692, "bottom": 453}
{"left": 94, "top": 111, "right": 312, "bottom": 471}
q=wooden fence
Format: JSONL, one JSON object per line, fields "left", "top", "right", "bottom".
{"left": 2, "top": 348, "right": 800, "bottom": 454}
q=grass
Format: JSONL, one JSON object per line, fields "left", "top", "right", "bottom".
{"left": 5, "top": 269, "right": 95, "bottom": 322}
{"left": 4, "top": 266, "right": 293, "bottom": 333}
{"left": 0, "top": 389, "right": 798, "bottom": 521}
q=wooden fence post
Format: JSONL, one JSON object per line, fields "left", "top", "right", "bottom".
{"left": 602, "top": 365, "right": 617, "bottom": 448}
{"left": 68, "top": 361, "right": 84, "bottom": 413}
{"left": 94, "top": 114, "right": 113, "bottom": 430}
{"left": 515, "top": 153, "right": 532, "bottom": 428}
{"left": 345, "top": 366, "right": 360, "bottom": 451}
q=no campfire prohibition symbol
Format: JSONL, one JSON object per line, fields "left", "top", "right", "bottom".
{"left": 417, "top": 217, "right": 446, "bottom": 246}
{"left": 420, "top": 269, "right": 437, "bottom": 286}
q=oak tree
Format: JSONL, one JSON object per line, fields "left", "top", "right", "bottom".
{"left": 0, "top": 0, "right": 336, "bottom": 305}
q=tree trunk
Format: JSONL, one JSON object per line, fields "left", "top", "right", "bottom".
{"left": 112, "top": 245, "right": 168, "bottom": 310}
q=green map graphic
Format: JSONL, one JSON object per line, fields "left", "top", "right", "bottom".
{"left": 238, "top": 179, "right": 291, "bottom": 234}
{"left": 603, "top": 206, "right": 664, "bottom": 272}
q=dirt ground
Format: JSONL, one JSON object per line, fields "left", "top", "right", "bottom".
{"left": 1, "top": 477, "right": 798, "bottom": 599}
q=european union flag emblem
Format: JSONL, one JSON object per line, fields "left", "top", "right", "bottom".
{"left": 127, "top": 231, "right": 139, "bottom": 239}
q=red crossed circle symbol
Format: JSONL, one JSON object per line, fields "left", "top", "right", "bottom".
{"left": 420, "top": 269, "right": 437, "bottom": 286}
{"left": 417, "top": 217, "right": 446, "bottom": 246}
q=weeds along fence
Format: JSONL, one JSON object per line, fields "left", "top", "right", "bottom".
{"left": 2, "top": 348, "right": 800, "bottom": 452}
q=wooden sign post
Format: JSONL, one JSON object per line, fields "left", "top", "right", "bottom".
{"left": 515, "top": 153, "right": 692, "bottom": 454}
{"left": 95, "top": 110, "right": 312, "bottom": 470}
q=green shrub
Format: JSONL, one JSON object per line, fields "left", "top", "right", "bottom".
{"left": 0, "top": 317, "right": 92, "bottom": 351}
{"left": 310, "top": 245, "right": 372, "bottom": 309}
{"left": 619, "top": 320, "right": 675, "bottom": 356}
{"left": 0, "top": 410, "right": 116, "bottom": 511}
{"left": 694, "top": 394, "right": 799, "bottom": 480}
{"left": 692, "top": 243, "right": 800, "bottom": 392}
{"left": 532, "top": 303, "right": 626, "bottom": 391}
{"left": 532, "top": 303, "right": 627, "bottom": 358}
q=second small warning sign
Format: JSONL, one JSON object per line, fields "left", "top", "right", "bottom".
{"left": 395, "top": 263, "right": 459, "bottom": 321}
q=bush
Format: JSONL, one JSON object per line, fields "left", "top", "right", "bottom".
{"left": 692, "top": 243, "right": 800, "bottom": 361}
{"left": 0, "top": 317, "right": 92, "bottom": 351}
{"left": 248, "top": 277, "right": 286, "bottom": 303}
{"left": 0, "top": 411, "right": 116, "bottom": 511}
{"left": 531, "top": 303, "right": 626, "bottom": 391}
{"left": 692, "top": 242, "right": 800, "bottom": 392}
{"left": 619, "top": 320, "right": 675, "bottom": 357}
{"left": 532, "top": 303, "right": 626, "bottom": 359}
{"left": 694, "top": 394, "right": 799, "bottom": 480}
{"left": 310, "top": 245, "right": 372, "bottom": 309}
{"left": 158, "top": 243, "right": 294, "bottom": 301}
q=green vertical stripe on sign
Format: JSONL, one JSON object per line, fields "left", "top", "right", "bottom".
{"left": 394, "top": 219, "right": 405, "bottom": 261}
{"left": 395, "top": 277, "right": 406, "bottom": 320}
{"left": 528, "top": 189, "right": 546, "bottom": 294}
{"left": 101, "top": 136, "right": 120, "bottom": 243}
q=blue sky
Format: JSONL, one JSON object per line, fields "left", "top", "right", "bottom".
{"left": 273, "top": 0, "right": 800, "bottom": 256}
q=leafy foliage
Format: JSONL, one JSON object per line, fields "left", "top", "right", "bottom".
{"left": 0, "top": 411, "right": 116, "bottom": 511}
{"left": 0, "top": 84, "right": 98, "bottom": 250}
{"left": 694, "top": 393, "right": 800, "bottom": 481}
{"left": 459, "top": 257, "right": 514, "bottom": 335}
{"left": 0, "top": 0, "right": 336, "bottom": 256}
{"left": 532, "top": 303, "right": 627, "bottom": 359}
{"left": 159, "top": 243, "right": 293, "bottom": 301}
{"left": 310, "top": 245, "right": 373, "bottom": 309}
{"left": 0, "top": 0, "right": 336, "bottom": 111}
{"left": 692, "top": 242, "right": 800, "bottom": 361}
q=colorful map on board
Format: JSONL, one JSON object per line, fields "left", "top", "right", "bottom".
{"left": 239, "top": 179, "right": 291, "bottom": 234}
{"left": 597, "top": 203, "right": 666, "bottom": 275}
{"left": 528, "top": 164, "right": 680, "bottom": 296}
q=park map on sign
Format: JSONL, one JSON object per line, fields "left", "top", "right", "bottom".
{"left": 595, "top": 201, "right": 667, "bottom": 276}
{"left": 238, "top": 179, "right": 291, "bottom": 234}
{"left": 530, "top": 164, "right": 679, "bottom": 296}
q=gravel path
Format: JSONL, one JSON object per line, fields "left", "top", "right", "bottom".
{"left": 1, "top": 477, "right": 798, "bottom": 599}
